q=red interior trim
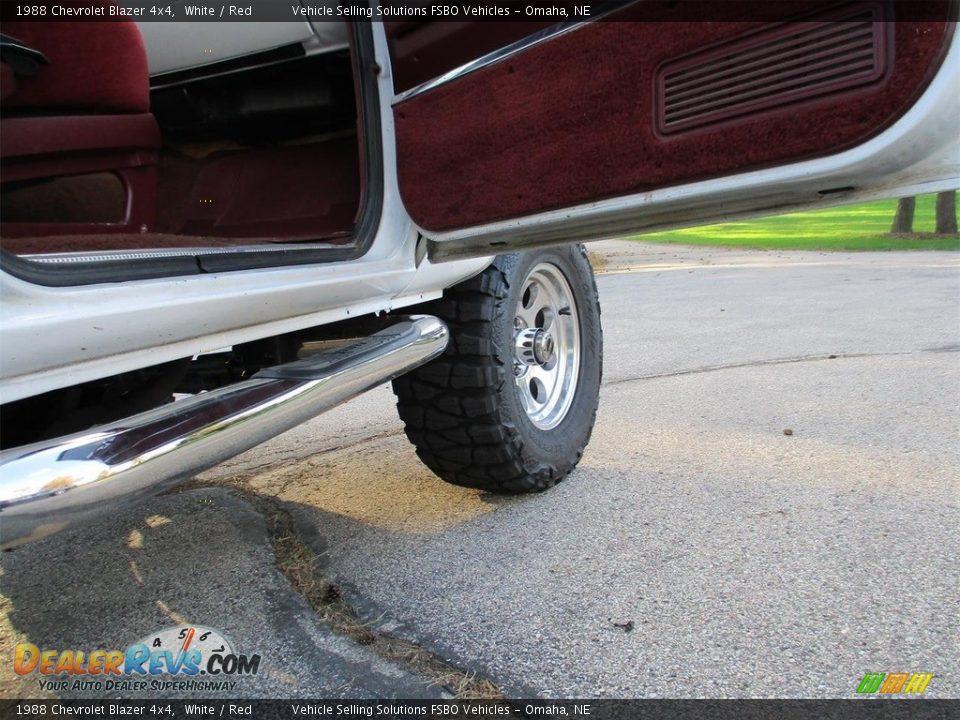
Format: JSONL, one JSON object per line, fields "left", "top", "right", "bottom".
{"left": 155, "top": 138, "right": 360, "bottom": 242}
{"left": 0, "top": 63, "right": 16, "bottom": 102}
{"left": 2, "top": 15, "right": 150, "bottom": 113}
{"left": 394, "top": 2, "right": 952, "bottom": 232}
{"left": 0, "top": 115, "right": 159, "bottom": 168}
{"left": 1, "top": 114, "right": 160, "bottom": 238}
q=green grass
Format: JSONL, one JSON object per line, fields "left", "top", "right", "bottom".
{"left": 634, "top": 193, "right": 959, "bottom": 251}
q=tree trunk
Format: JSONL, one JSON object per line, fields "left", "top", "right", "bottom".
{"left": 890, "top": 197, "right": 916, "bottom": 234}
{"left": 890, "top": 198, "right": 917, "bottom": 233}
{"left": 935, "top": 190, "right": 957, "bottom": 234}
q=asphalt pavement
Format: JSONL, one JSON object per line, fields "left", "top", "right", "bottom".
{"left": 2, "top": 241, "right": 957, "bottom": 700}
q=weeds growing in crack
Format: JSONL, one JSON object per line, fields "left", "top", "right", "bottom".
{"left": 178, "top": 478, "right": 503, "bottom": 700}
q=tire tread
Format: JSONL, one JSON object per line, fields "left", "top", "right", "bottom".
{"left": 393, "top": 247, "right": 599, "bottom": 493}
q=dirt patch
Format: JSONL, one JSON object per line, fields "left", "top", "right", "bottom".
{"left": 178, "top": 478, "right": 503, "bottom": 700}
{"left": 586, "top": 250, "right": 608, "bottom": 275}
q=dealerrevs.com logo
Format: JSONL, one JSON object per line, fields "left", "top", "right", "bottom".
{"left": 13, "top": 626, "right": 261, "bottom": 693}
{"left": 856, "top": 672, "right": 933, "bottom": 695}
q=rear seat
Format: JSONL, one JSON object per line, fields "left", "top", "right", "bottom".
{"left": 0, "top": 9, "right": 159, "bottom": 242}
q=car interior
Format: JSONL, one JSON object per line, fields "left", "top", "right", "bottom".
{"left": 0, "top": 1, "right": 953, "bottom": 271}
{"left": 0, "top": 14, "right": 364, "bottom": 258}
{"left": 388, "top": 1, "right": 953, "bottom": 233}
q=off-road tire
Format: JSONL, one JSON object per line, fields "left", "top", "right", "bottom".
{"left": 392, "top": 245, "right": 602, "bottom": 492}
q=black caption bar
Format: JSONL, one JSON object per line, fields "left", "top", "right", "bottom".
{"left": 0, "top": 0, "right": 955, "bottom": 22}
{"left": 4, "top": 0, "right": 616, "bottom": 22}
{"left": 1, "top": 699, "right": 959, "bottom": 720}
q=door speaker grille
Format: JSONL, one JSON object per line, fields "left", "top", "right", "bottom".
{"left": 655, "top": 3, "right": 891, "bottom": 136}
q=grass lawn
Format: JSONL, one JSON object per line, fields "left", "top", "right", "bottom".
{"left": 633, "top": 193, "right": 960, "bottom": 251}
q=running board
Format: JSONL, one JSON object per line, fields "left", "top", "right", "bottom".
{"left": 0, "top": 316, "right": 448, "bottom": 548}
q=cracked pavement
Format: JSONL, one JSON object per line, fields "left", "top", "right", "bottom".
{"left": 2, "top": 241, "right": 958, "bottom": 699}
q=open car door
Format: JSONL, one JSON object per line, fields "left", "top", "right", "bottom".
{"left": 386, "top": 1, "right": 959, "bottom": 261}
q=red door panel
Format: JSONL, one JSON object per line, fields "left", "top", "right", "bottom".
{"left": 386, "top": 20, "right": 552, "bottom": 93}
{"left": 391, "top": 1, "right": 953, "bottom": 233}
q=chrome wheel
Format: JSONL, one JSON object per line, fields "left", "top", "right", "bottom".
{"left": 513, "top": 262, "right": 581, "bottom": 430}
{"left": 394, "top": 244, "right": 601, "bottom": 493}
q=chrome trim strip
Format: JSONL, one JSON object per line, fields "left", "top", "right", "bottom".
{"left": 0, "top": 316, "right": 448, "bottom": 548}
{"left": 392, "top": 22, "right": 584, "bottom": 105}
{"left": 391, "top": 7, "right": 626, "bottom": 106}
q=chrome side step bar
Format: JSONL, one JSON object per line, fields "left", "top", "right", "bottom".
{"left": 0, "top": 316, "right": 448, "bottom": 548}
